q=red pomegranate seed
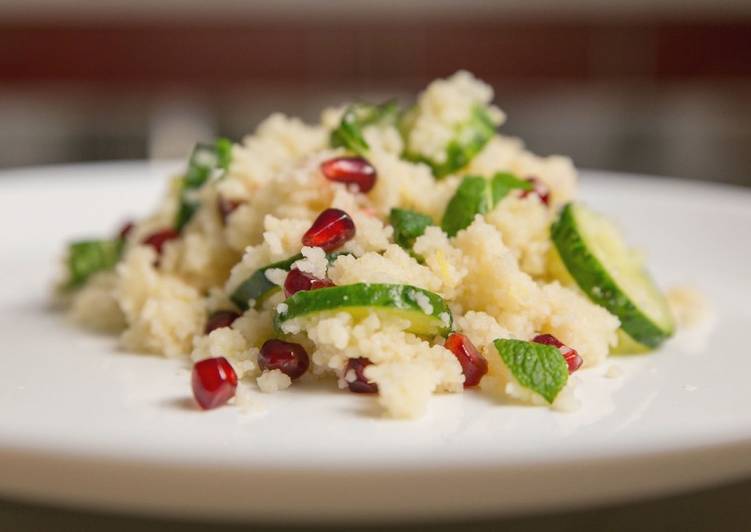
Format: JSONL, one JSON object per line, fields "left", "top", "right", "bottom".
{"left": 284, "top": 268, "right": 334, "bottom": 297}
{"left": 118, "top": 221, "right": 134, "bottom": 240}
{"left": 343, "top": 357, "right": 378, "bottom": 393}
{"left": 218, "top": 196, "right": 242, "bottom": 225}
{"left": 258, "top": 339, "right": 310, "bottom": 380}
{"left": 191, "top": 357, "right": 238, "bottom": 410}
{"left": 520, "top": 177, "right": 551, "bottom": 206}
{"left": 320, "top": 156, "right": 377, "bottom": 193}
{"left": 204, "top": 310, "right": 241, "bottom": 334}
{"left": 532, "top": 333, "right": 583, "bottom": 374}
{"left": 142, "top": 228, "right": 179, "bottom": 255}
{"left": 444, "top": 333, "right": 488, "bottom": 387}
{"left": 301, "top": 208, "right": 355, "bottom": 252}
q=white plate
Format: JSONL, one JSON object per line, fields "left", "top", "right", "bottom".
{"left": 0, "top": 161, "right": 749, "bottom": 523}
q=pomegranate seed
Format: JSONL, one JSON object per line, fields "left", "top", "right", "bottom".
{"left": 444, "top": 333, "right": 488, "bottom": 387}
{"left": 258, "top": 339, "right": 310, "bottom": 380}
{"left": 284, "top": 268, "right": 334, "bottom": 297}
{"left": 218, "top": 196, "right": 242, "bottom": 225}
{"left": 320, "top": 156, "right": 377, "bottom": 193}
{"left": 142, "top": 228, "right": 179, "bottom": 255}
{"left": 204, "top": 310, "right": 241, "bottom": 334}
{"left": 118, "top": 221, "right": 134, "bottom": 240}
{"left": 191, "top": 357, "right": 238, "bottom": 410}
{"left": 520, "top": 177, "right": 551, "bottom": 206}
{"left": 532, "top": 333, "right": 583, "bottom": 374}
{"left": 302, "top": 208, "right": 355, "bottom": 252}
{"left": 343, "top": 357, "right": 378, "bottom": 393}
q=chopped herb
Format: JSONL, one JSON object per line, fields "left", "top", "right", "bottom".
{"left": 492, "top": 339, "right": 569, "bottom": 403}
{"left": 490, "top": 172, "right": 533, "bottom": 201}
{"left": 389, "top": 208, "right": 433, "bottom": 250}
{"left": 175, "top": 138, "right": 233, "bottom": 231}
{"left": 65, "top": 239, "right": 124, "bottom": 289}
{"left": 441, "top": 172, "right": 531, "bottom": 237}
{"left": 404, "top": 105, "right": 497, "bottom": 179}
{"left": 330, "top": 101, "right": 399, "bottom": 156}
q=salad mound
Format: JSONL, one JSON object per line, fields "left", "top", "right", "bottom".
{"left": 57, "top": 71, "right": 679, "bottom": 418}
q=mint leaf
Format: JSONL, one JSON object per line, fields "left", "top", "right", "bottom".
{"left": 176, "top": 138, "right": 233, "bottom": 231}
{"left": 390, "top": 208, "right": 433, "bottom": 250}
{"left": 440, "top": 172, "right": 532, "bottom": 237}
{"left": 441, "top": 176, "right": 491, "bottom": 237}
{"left": 492, "top": 339, "right": 568, "bottom": 403}
{"left": 404, "top": 105, "right": 496, "bottom": 179}
{"left": 331, "top": 101, "right": 399, "bottom": 156}
{"left": 490, "top": 172, "right": 532, "bottom": 203}
{"left": 66, "top": 239, "right": 123, "bottom": 289}
{"left": 215, "top": 137, "right": 233, "bottom": 172}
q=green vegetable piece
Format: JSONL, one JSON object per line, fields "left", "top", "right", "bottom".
{"left": 493, "top": 339, "right": 569, "bottom": 404}
{"left": 441, "top": 176, "right": 488, "bottom": 238}
{"left": 330, "top": 101, "right": 399, "bottom": 156}
{"left": 389, "top": 208, "right": 433, "bottom": 250}
{"left": 405, "top": 105, "right": 496, "bottom": 179}
{"left": 274, "top": 283, "right": 453, "bottom": 337}
{"left": 215, "top": 138, "right": 233, "bottom": 172}
{"left": 551, "top": 203, "right": 674, "bottom": 349}
{"left": 490, "top": 172, "right": 533, "bottom": 201}
{"left": 230, "top": 252, "right": 349, "bottom": 311}
{"left": 175, "top": 138, "right": 233, "bottom": 231}
{"left": 441, "top": 172, "right": 530, "bottom": 237}
{"left": 230, "top": 254, "right": 303, "bottom": 311}
{"left": 65, "top": 239, "right": 123, "bottom": 289}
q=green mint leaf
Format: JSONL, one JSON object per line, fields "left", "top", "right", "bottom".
{"left": 66, "top": 239, "right": 123, "bottom": 289}
{"left": 440, "top": 171, "right": 531, "bottom": 237}
{"left": 176, "top": 138, "right": 234, "bottom": 231}
{"left": 215, "top": 137, "right": 233, "bottom": 172}
{"left": 404, "top": 105, "right": 496, "bottom": 179}
{"left": 441, "top": 176, "right": 491, "bottom": 237}
{"left": 330, "top": 101, "right": 399, "bottom": 156}
{"left": 490, "top": 172, "right": 532, "bottom": 203}
{"left": 492, "top": 339, "right": 569, "bottom": 403}
{"left": 389, "top": 208, "right": 433, "bottom": 250}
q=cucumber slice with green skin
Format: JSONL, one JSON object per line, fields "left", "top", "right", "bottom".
{"left": 65, "top": 238, "right": 124, "bottom": 289}
{"left": 230, "top": 252, "right": 349, "bottom": 311}
{"left": 551, "top": 203, "right": 674, "bottom": 349}
{"left": 404, "top": 105, "right": 497, "bottom": 179}
{"left": 230, "top": 254, "right": 303, "bottom": 311}
{"left": 612, "top": 329, "right": 652, "bottom": 354}
{"left": 175, "top": 138, "right": 233, "bottom": 231}
{"left": 493, "top": 339, "right": 569, "bottom": 404}
{"left": 441, "top": 172, "right": 531, "bottom": 237}
{"left": 389, "top": 208, "right": 433, "bottom": 250}
{"left": 330, "top": 101, "right": 399, "bottom": 156}
{"left": 274, "top": 283, "right": 453, "bottom": 337}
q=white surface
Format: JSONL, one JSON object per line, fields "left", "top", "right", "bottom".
{"left": 0, "top": 161, "right": 749, "bottom": 523}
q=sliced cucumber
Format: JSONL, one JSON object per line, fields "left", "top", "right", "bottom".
{"left": 230, "top": 254, "right": 303, "bottom": 311}
{"left": 551, "top": 203, "right": 674, "bottom": 349}
{"left": 404, "top": 105, "right": 496, "bottom": 179}
{"left": 612, "top": 329, "right": 652, "bottom": 355}
{"left": 230, "top": 252, "right": 349, "bottom": 311}
{"left": 274, "top": 283, "right": 453, "bottom": 337}
{"left": 441, "top": 172, "right": 531, "bottom": 237}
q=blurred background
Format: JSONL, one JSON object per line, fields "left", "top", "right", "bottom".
{"left": 1, "top": 0, "right": 750, "bottom": 187}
